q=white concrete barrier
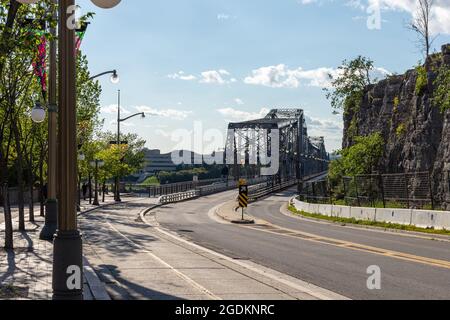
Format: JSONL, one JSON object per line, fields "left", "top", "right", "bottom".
{"left": 350, "top": 207, "right": 376, "bottom": 221}
{"left": 292, "top": 199, "right": 450, "bottom": 230}
{"left": 332, "top": 205, "right": 351, "bottom": 218}
{"left": 375, "top": 208, "right": 412, "bottom": 226}
{"left": 411, "top": 210, "right": 442, "bottom": 229}
{"left": 318, "top": 204, "right": 333, "bottom": 216}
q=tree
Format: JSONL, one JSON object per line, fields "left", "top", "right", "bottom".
{"left": 94, "top": 132, "right": 146, "bottom": 180}
{"left": 329, "top": 133, "right": 385, "bottom": 191}
{"left": 409, "top": 0, "right": 435, "bottom": 59}
{"left": 324, "top": 56, "right": 375, "bottom": 113}
{"left": 0, "top": 1, "right": 54, "bottom": 234}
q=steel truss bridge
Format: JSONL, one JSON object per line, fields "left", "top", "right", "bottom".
{"left": 225, "top": 109, "right": 329, "bottom": 181}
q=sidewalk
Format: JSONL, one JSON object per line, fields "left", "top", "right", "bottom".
{"left": 0, "top": 197, "right": 116, "bottom": 300}
{"left": 80, "top": 199, "right": 345, "bottom": 300}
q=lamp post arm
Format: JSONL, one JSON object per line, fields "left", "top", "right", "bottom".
{"left": 89, "top": 70, "right": 117, "bottom": 81}
{"left": 119, "top": 112, "right": 145, "bottom": 123}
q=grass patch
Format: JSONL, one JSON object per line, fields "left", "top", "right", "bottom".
{"left": 141, "top": 176, "right": 160, "bottom": 186}
{"left": 288, "top": 205, "right": 450, "bottom": 236}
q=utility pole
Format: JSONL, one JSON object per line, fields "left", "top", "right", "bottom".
{"left": 115, "top": 89, "right": 122, "bottom": 202}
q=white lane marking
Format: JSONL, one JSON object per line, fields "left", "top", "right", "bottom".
{"left": 96, "top": 211, "right": 221, "bottom": 300}
{"left": 143, "top": 206, "right": 349, "bottom": 300}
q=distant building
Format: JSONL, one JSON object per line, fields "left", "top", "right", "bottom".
{"left": 142, "top": 149, "right": 177, "bottom": 174}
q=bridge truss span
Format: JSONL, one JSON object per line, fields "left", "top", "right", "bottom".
{"left": 225, "top": 109, "right": 329, "bottom": 181}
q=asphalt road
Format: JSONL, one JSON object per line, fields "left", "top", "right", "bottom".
{"left": 156, "top": 189, "right": 450, "bottom": 300}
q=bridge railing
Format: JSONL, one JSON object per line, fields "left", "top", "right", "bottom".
{"left": 248, "top": 179, "right": 298, "bottom": 201}
{"left": 158, "top": 190, "right": 200, "bottom": 205}
{"left": 157, "top": 176, "right": 270, "bottom": 205}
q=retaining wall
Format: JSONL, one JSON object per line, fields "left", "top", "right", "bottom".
{"left": 292, "top": 198, "right": 450, "bottom": 230}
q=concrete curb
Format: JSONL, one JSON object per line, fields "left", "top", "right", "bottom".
{"left": 214, "top": 200, "right": 256, "bottom": 224}
{"left": 83, "top": 257, "right": 111, "bottom": 300}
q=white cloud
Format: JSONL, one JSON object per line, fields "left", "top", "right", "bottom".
{"left": 217, "top": 107, "right": 271, "bottom": 122}
{"left": 217, "top": 13, "right": 230, "bottom": 20}
{"left": 135, "top": 106, "right": 192, "bottom": 120}
{"left": 168, "top": 69, "right": 235, "bottom": 85}
{"left": 235, "top": 98, "right": 244, "bottom": 105}
{"left": 299, "top": 0, "right": 450, "bottom": 34}
{"left": 244, "top": 64, "right": 338, "bottom": 88}
{"left": 167, "top": 71, "right": 197, "bottom": 81}
{"left": 217, "top": 13, "right": 237, "bottom": 21}
{"left": 244, "top": 64, "right": 390, "bottom": 89}
{"left": 305, "top": 114, "right": 343, "bottom": 134}
{"left": 101, "top": 104, "right": 130, "bottom": 115}
{"left": 200, "top": 69, "right": 234, "bottom": 84}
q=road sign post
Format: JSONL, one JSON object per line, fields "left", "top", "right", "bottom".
{"left": 239, "top": 183, "right": 249, "bottom": 221}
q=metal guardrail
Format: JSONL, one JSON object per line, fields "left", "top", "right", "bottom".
{"left": 248, "top": 179, "right": 298, "bottom": 201}
{"left": 158, "top": 190, "right": 199, "bottom": 204}
{"left": 158, "top": 176, "right": 270, "bottom": 205}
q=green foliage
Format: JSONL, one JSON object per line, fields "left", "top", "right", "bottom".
{"left": 329, "top": 133, "right": 384, "bottom": 187}
{"left": 393, "top": 96, "right": 400, "bottom": 113}
{"left": 396, "top": 123, "right": 407, "bottom": 137}
{"left": 89, "top": 131, "right": 146, "bottom": 183}
{"left": 158, "top": 166, "right": 224, "bottom": 184}
{"left": 141, "top": 176, "right": 160, "bottom": 186}
{"left": 432, "top": 65, "right": 450, "bottom": 112}
{"left": 77, "top": 54, "right": 103, "bottom": 145}
{"left": 415, "top": 65, "right": 428, "bottom": 95}
{"left": 324, "top": 56, "right": 375, "bottom": 113}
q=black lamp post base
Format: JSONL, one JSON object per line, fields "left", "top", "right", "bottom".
{"left": 40, "top": 200, "right": 58, "bottom": 241}
{"left": 52, "top": 230, "right": 83, "bottom": 300}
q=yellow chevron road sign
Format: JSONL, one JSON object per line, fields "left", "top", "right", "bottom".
{"left": 239, "top": 185, "right": 249, "bottom": 208}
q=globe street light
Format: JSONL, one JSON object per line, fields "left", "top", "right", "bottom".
{"left": 17, "top": 0, "right": 122, "bottom": 301}
{"left": 31, "top": 101, "right": 46, "bottom": 123}
{"left": 89, "top": 69, "right": 120, "bottom": 84}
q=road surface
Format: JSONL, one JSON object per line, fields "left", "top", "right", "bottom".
{"left": 155, "top": 189, "right": 450, "bottom": 300}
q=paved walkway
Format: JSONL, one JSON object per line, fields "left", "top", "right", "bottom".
{"left": 81, "top": 198, "right": 343, "bottom": 300}
{"left": 0, "top": 196, "right": 118, "bottom": 300}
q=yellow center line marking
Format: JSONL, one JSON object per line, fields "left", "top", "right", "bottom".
{"left": 240, "top": 224, "right": 450, "bottom": 270}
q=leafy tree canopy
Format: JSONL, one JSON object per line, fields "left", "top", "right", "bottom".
{"left": 324, "top": 56, "right": 375, "bottom": 113}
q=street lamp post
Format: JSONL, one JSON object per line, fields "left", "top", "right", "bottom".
{"left": 36, "top": 3, "right": 57, "bottom": 241}
{"left": 90, "top": 69, "right": 120, "bottom": 83}
{"left": 90, "top": 159, "right": 104, "bottom": 206}
{"left": 114, "top": 89, "right": 146, "bottom": 202}
{"left": 19, "top": 0, "right": 122, "bottom": 300}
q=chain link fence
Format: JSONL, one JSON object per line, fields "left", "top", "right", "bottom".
{"left": 299, "top": 171, "right": 450, "bottom": 210}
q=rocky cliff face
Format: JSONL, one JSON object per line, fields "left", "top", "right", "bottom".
{"left": 343, "top": 44, "right": 450, "bottom": 208}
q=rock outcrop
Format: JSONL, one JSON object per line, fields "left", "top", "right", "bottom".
{"left": 343, "top": 44, "right": 450, "bottom": 208}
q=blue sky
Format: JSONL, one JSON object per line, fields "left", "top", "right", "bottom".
{"left": 80, "top": 0, "right": 450, "bottom": 153}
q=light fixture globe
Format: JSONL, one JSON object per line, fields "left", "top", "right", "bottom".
{"left": 110, "top": 71, "right": 120, "bottom": 84}
{"left": 31, "top": 102, "right": 46, "bottom": 123}
{"left": 90, "top": 0, "right": 121, "bottom": 9}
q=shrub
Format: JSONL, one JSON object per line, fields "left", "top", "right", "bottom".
{"left": 396, "top": 123, "right": 406, "bottom": 137}
{"left": 433, "top": 65, "right": 450, "bottom": 113}
{"left": 329, "top": 132, "right": 384, "bottom": 190}
{"left": 415, "top": 65, "right": 428, "bottom": 95}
